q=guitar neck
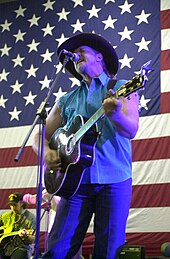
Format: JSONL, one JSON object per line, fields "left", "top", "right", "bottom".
{"left": 75, "top": 106, "right": 104, "bottom": 141}
{"left": 74, "top": 70, "right": 151, "bottom": 142}
{"left": 0, "top": 231, "right": 19, "bottom": 241}
{"left": 0, "top": 229, "right": 34, "bottom": 242}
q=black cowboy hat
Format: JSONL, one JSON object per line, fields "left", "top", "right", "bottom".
{"left": 57, "top": 32, "right": 119, "bottom": 81}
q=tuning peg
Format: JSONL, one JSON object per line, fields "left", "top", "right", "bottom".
{"left": 142, "top": 60, "right": 152, "bottom": 68}
{"left": 140, "top": 60, "right": 154, "bottom": 76}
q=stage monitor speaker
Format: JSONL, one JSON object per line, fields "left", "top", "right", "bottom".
{"left": 119, "top": 245, "right": 145, "bottom": 259}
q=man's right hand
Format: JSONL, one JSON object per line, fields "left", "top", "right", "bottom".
{"left": 44, "top": 148, "right": 61, "bottom": 171}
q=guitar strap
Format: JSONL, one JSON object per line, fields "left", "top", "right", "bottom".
{"left": 105, "top": 78, "right": 117, "bottom": 99}
{"left": 107, "top": 78, "right": 117, "bottom": 91}
{"left": 12, "top": 211, "right": 27, "bottom": 231}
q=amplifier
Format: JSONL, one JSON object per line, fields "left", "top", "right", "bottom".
{"left": 119, "top": 245, "right": 145, "bottom": 259}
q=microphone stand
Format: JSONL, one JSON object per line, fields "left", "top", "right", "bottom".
{"left": 14, "top": 56, "right": 69, "bottom": 259}
{"left": 43, "top": 199, "right": 51, "bottom": 252}
{"left": 40, "top": 195, "right": 53, "bottom": 252}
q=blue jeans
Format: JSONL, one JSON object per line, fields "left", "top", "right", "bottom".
{"left": 43, "top": 179, "right": 132, "bottom": 259}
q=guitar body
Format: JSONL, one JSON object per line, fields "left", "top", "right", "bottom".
{"left": 0, "top": 230, "right": 33, "bottom": 256}
{"left": 44, "top": 115, "right": 99, "bottom": 198}
{"left": 0, "top": 234, "right": 21, "bottom": 256}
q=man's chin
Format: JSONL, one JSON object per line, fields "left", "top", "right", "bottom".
{"left": 76, "top": 61, "right": 85, "bottom": 72}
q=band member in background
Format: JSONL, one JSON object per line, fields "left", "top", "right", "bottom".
{"left": 0, "top": 192, "right": 36, "bottom": 259}
{"left": 23, "top": 190, "right": 60, "bottom": 234}
{"left": 32, "top": 32, "right": 139, "bottom": 258}
{"left": 23, "top": 190, "right": 82, "bottom": 259}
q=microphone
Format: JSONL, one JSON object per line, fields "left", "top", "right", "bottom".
{"left": 62, "top": 49, "right": 80, "bottom": 62}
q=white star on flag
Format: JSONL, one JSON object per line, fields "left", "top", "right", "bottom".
{"left": 10, "top": 80, "right": 23, "bottom": 94}
{"left": 41, "top": 49, "right": 54, "bottom": 63}
{"left": 0, "top": 95, "right": 8, "bottom": 108}
{"left": 0, "top": 19, "right": 12, "bottom": 32}
{"left": 135, "top": 10, "right": 151, "bottom": 25}
{"left": 39, "top": 75, "right": 51, "bottom": 90}
{"left": 71, "top": 19, "right": 86, "bottom": 33}
{"left": 119, "top": 53, "right": 134, "bottom": 69}
{"left": 13, "top": 29, "right": 26, "bottom": 43}
{"left": 28, "top": 14, "right": 41, "bottom": 27}
{"left": 25, "top": 64, "right": 39, "bottom": 78}
{"left": 14, "top": 5, "right": 27, "bottom": 18}
{"left": 0, "top": 68, "right": 10, "bottom": 81}
{"left": 53, "top": 87, "right": 67, "bottom": 102}
{"left": 118, "top": 26, "right": 134, "bottom": 41}
{"left": 87, "top": 5, "right": 101, "bottom": 19}
{"left": 119, "top": 0, "right": 134, "bottom": 14}
{"left": 69, "top": 77, "right": 80, "bottom": 88}
{"left": 105, "top": 0, "right": 115, "bottom": 3}
{"left": 23, "top": 91, "right": 37, "bottom": 106}
{"left": 12, "top": 54, "right": 25, "bottom": 67}
{"left": 0, "top": 44, "right": 12, "bottom": 56}
{"left": 9, "top": 107, "right": 22, "bottom": 121}
{"left": 135, "top": 37, "right": 151, "bottom": 52}
{"left": 56, "top": 33, "right": 69, "bottom": 47}
{"left": 57, "top": 8, "right": 70, "bottom": 21}
{"left": 27, "top": 39, "right": 40, "bottom": 52}
{"left": 42, "top": 23, "right": 55, "bottom": 36}
{"left": 140, "top": 94, "right": 151, "bottom": 110}
{"left": 102, "top": 15, "right": 117, "bottom": 30}
{"left": 72, "top": 0, "right": 83, "bottom": 7}
{"left": 43, "top": 0, "right": 55, "bottom": 11}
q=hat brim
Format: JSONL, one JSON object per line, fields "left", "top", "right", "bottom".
{"left": 57, "top": 33, "right": 119, "bottom": 81}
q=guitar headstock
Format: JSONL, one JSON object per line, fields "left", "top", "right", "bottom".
{"left": 140, "top": 60, "right": 153, "bottom": 76}
{"left": 116, "top": 60, "right": 153, "bottom": 98}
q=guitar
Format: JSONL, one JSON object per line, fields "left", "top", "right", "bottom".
{"left": 44, "top": 61, "right": 152, "bottom": 198}
{"left": 0, "top": 229, "right": 34, "bottom": 256}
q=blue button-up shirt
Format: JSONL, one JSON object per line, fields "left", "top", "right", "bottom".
{"left": 58, "top": 72, "right": 132, "bottom": 184}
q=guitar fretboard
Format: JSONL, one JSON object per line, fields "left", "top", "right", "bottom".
{"left": 75, "top": 106, "right": 105, "bottom": 141}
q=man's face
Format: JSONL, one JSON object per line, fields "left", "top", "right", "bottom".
{"left": 10, "top": 201, "right": 23, "bottom": 214}
{"left": 73, "top": 45, "right": 102, "bottom": 75}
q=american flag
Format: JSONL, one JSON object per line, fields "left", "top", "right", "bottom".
{"left": 0, "top": 0, "right": 170, "bottom": 257}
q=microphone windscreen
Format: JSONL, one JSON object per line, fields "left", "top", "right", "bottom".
{"left": 161, "top": 242, "right": 170, "bottom": 257}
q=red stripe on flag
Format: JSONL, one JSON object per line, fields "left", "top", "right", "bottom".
{"left": 131, "top": 183, "right": 170, "bottom": 208}
{"left": 1, "top": 183, "right": 170, "bottom": 209}
{"left": 0, "top": 136, "right": 170, "bottom": 168}
{"left": 0, "top": 147, "right": 37, "bottom": 168}
{"left": 132, "top": 136, "right": 170, "bottom": 162}
{"left": 126, "top": 232, "right": 170, "bottom": 257}
{"left": 0, "top": 187, "right": 36, "bottom": 209}
{"left": 160, "top": 92, "right": 170, "bottom": 113}
{"left": 160, "top": 9, "right": 170, "bottom": 29}
{"left": 161, "top": 50, "right": 170, "bottom": 70}
{"left": 82, "top": 232, "right": 170, "bottom": 257}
